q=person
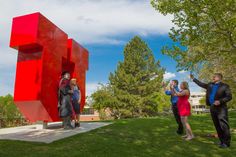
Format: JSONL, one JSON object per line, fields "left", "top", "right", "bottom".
{"left": 191, "top": 73, "right": 232, "bottom": 148}
{"left": 164, "top": 80, "right": 183, "bottom": 135}
{"left": 70, "top": 78, "right": 81, "bottom": 128}
{"left": 172, "top": 81, "right": 194, "bottom": 140}
{"left": 58, "top": 71, "right": 74, "bottom": 129}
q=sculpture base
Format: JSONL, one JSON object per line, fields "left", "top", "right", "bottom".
{"left": 0, "top": 122, "right": 111, "bottom": 143}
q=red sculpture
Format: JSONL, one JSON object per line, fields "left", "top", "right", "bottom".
{"left": 9, "top": 12, "right": 89, "bottom": 123}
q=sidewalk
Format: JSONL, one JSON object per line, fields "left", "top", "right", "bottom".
{"left": 0, "top": 122, "right": 112, "bottom": 143}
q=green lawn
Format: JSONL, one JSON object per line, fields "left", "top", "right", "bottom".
{"left": 0, "top": 112, "right": 235, "bottom": 157}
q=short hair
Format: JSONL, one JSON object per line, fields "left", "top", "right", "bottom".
{"left": 61, "top": 71, "right": 69, "bottom": 77}
{"left": 214, "top": 73, "right": 223, "bottom": 80}
{"left": 172, "top": 80, "right": 179, "bottom": 86}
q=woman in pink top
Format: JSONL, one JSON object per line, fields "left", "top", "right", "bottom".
{"left": 172, "top": 81, "right": 194, "bottom": 140}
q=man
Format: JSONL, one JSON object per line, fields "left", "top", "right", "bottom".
{"left": 164, "top": 80, "right": 183, "bottom": 135}
{"left": 191, "top": 73, "right": 232, "bottom": 148}
{"left": 58, "top": 71, "right": 74, "bottom": 129}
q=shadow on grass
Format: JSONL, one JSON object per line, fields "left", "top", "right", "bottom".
{"left": 0, "top": 112, "right": 235, "bottom": 157}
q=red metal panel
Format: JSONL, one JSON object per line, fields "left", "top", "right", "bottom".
{"left": 9, "top": 12, "right": 89, "bottom": 122}
{"left": 67, "top": 39, "right": 89, "bottom": 112}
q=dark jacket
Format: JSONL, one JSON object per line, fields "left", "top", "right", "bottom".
{"left": 58, "top": 78, "right": 72, "bottom": 118}
{"left": 193, "top": 78, "right": 232, "bottom": 106}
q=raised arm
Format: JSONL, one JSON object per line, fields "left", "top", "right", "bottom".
{"left": 172, "top": 88, "right": 189, "bottom": 97}
{"left": 162, "top": 82, "right": 172, "bottom": 96}
{"left": 190, "top": 74, "right": 208, "bottom": 89}
{"left": 165, "top": 90, "right": 172, "bottom": 95}
{"left": 193, "top": 78, "right": 208, "bottom": 89}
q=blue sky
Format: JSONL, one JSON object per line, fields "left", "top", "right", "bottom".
{"left": 0, "top": 0, "right": 201, "bottom": 96}
{"left": 84, "top": 34, "right": 202, "bottom": 95}
{"left": 85, "top": 35, "right": 176, "bottom": 83}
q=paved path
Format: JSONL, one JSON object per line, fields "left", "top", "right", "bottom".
{"left": 0, "top": 122, "right": 112, "bottom": 143}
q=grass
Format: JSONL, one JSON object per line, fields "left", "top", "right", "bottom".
{"left": 0, "top": 112, "right": 235, "bottom": 157}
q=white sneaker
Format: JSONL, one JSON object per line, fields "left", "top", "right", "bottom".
{"left": 182, "top": 135, "right": 188, "bottom": 138}
{"left": 185, "top": 136, "right": 194, "bottom": 141}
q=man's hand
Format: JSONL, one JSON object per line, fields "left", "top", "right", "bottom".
{"left": 190, "top": 74, "right": 194, "bottom": 79}
{"left": 214, "top": 100, "right": 221, "bottom": 106}
{"left": 161, "top": 82, "right": 166, "bottom": 88}
{"left": 170, "top": 84, "right": 174, "bottom": 89}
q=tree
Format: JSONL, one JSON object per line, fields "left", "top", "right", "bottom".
{"left": 0, "top": 94, "right": 26, "bottom": 128}
{"left": 151, "top": 0, "right": 236, "bottom": 70}
{"left": 91, "top": 84, "right": 123, "bottom": 119}
{"left": 151, "top": 0, "right": 236, "bottom": 107}
{"left": 92, "top": 36, "right": 166, "bottom": 119}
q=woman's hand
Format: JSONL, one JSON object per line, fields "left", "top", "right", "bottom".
{"left": 176, "top": 90, "right": 190, "bottom": 96}
{"left": 68, "top": 90, "right": 73, "bottom": 94}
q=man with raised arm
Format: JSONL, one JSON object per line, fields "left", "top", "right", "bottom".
{"left": 191, "top": 73, "right": 232, "bottom": 148}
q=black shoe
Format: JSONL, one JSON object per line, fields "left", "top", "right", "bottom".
{"left": 215, "top": 141, "right": 222, "bottom": 146}
{"left": 176, "top": 130, "right": 183, "bottom": 135}
{"left": 219, "top": 143, "right": 229, "bottom": 148}
{"left": 75, "top": 122, "right": 80, "bottom": 128}
{"left": 64, "top": 125, "right": 74, "bottom": 130}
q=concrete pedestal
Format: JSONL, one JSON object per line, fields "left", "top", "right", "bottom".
{"left": 0, "top": 122, "right": 111, "bottom": 143}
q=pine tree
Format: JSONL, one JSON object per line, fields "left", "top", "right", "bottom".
{"left": 109, "top": 36, "right": 165, "bottom": 117}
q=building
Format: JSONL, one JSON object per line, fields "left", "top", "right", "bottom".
{"left": 80, "top": 106, "right": 100, "bottom": 121}
{"left": 189, "top": 92, "right": 209, "bottom": 114}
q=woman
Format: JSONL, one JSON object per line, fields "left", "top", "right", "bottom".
{"left": 70, "top": 78, "right": 81, "bottom": 128}
{"left": 172, "top": 81, "right": 194, "bottom": 140}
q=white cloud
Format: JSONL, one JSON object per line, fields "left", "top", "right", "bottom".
{"left": 163, "top": 72, "right": 176, "bottom": 80}
{"left": 0, "top": 0, "right": 173, "bottom": 45}
{"left": 0, "top": 0, "right": 173, "bottom": 96}
{"left": 86, "top": 82, "right": 104, "bottom": 96}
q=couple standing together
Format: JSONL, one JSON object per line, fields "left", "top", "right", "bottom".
{"left": 58, "top": 71, "right": 81, "bottom": 130}
{"left": 165, "top": 73, "right": 232, "bottom": 148}
{"left": 164, "top": 80, "right": 193, "bottom": 141}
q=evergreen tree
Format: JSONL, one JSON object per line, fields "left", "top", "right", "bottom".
{"left": 108, "top": 36, "right": 165, "bottom": 118}
{"left": 92, "top": 36, "right": 167, "bottom": 119}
